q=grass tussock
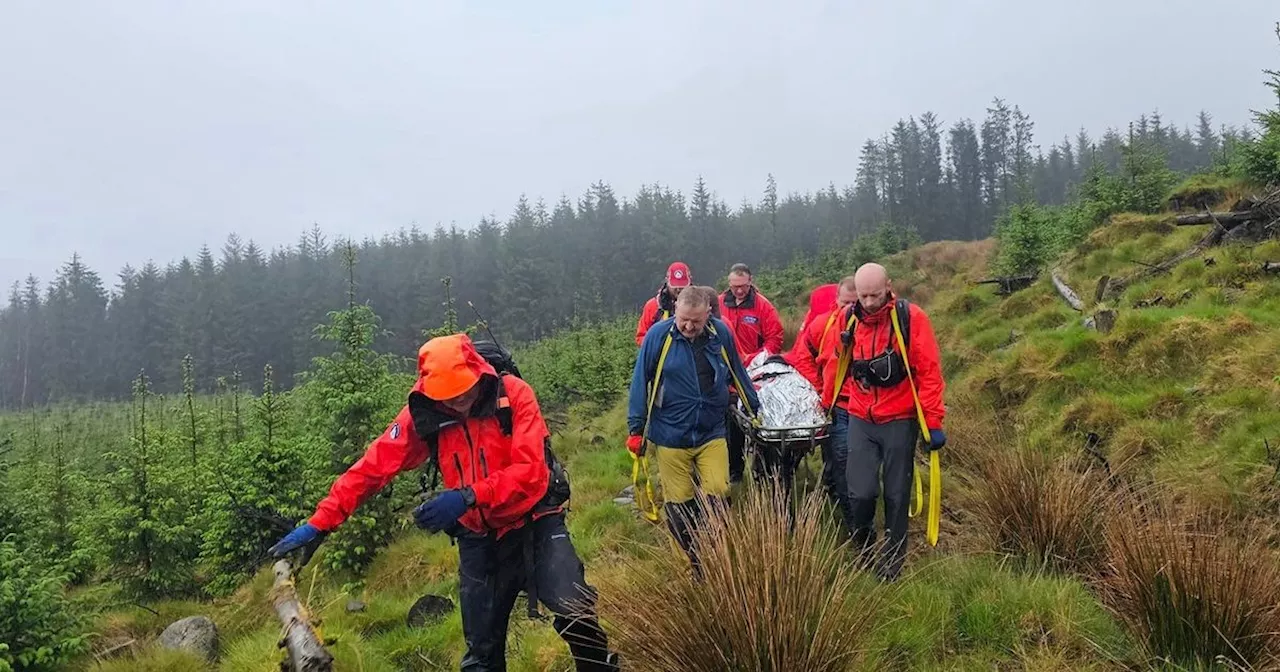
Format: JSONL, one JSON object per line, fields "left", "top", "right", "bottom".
{"left": 961, "top": 428, "right": 1117, "bottom": 575}
{"left": 1100, "top": 505, "right": 1280, "bottom": 670}
{"left": 597, "top": 487, "right": 888, "bottom": 672}
{"left": 1167, "top": 173, "right": 1257, "bottom": 211}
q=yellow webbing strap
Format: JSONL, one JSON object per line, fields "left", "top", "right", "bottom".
{"left": 827, "top": 310, "right": 858, "bottom": 421}
{"left": 707, "top": 323, "right": 757, "bottom": 423}
{"left": 632, "top": 333, "right": 673, "bottom": 523}
{"left": 819, "top": 309, "right": 841, "bottom": 346}
{"left": 890, "top": 304, "right": 941, "bottom": 547}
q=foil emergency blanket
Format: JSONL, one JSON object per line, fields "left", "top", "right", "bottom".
{"left": 740, "top": 351, "right": 828, "bottom": 439}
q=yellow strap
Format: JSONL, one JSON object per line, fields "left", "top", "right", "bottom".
{"left": 632, "top": 333, "right": 673, "bottom": 523}
{"left": 707, "top": 323, "right": 757, "bottom": 421}
{"left": 820, "top": 309, "right": 840, "bottom": 345}
{"left": 827, "top": 311, "right": 858, "bottom": 421}
{"left": 889, "top": 304, "right": 941, "bottom": 547}
{"left": 630, "top": 453, "right": 660, "bottom": 522}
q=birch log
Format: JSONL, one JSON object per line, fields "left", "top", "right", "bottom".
{"left": 271, "top": 560, "right": 334, "bottom": 672}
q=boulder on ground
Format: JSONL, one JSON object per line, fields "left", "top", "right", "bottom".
{"left": 158, "top": 615, "right": 219, "bottom": 662}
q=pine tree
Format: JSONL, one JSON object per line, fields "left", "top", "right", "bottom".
{"left": 764, "top": 173, "right": 779, "bottom": 246}
{"left": 948, "top": 120, "right": 985, "bottom": 238}
{"left": 99, "top": 370, "right": 198, "bottom": 597}
{"left": 301, "top": 244, "right": 402, "bottom": 575}
{"left": 201, "top": 363, "right": 305, "bottom": 595}
{"left": 981, "top": 98, "right": 1013, "bottom": 216}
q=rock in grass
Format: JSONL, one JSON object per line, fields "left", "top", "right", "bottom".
{"left": 346, "top": 599, "right": 366, "bottom": 613}
{"left": 158, "top": 615, "right": 219, "bottom": 662}
{"left": 407, "top": 594, "right": 454, "bottom": 629}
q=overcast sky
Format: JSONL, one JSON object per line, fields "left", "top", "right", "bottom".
{"left": 2, "top": 0, "right": 1277, "bottom": 293}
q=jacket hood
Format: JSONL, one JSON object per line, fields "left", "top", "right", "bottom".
{"left": 416, "top": 333, "right": 499, "bottom": 401}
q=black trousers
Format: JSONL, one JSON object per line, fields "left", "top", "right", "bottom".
{"left": 846, "top": 416, "right": 918, "bottom": 580}
{"left": 726, "top": 412, "right": 746, "bottom": 483}
{"left": 456, "top": 513, "right": 616, "bottom": 671}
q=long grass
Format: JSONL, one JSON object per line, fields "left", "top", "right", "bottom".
{"left": 1099, "top": 503, "right": 1280, "bottom": 670}
{"left": 597, "top": 487, "right": 888, "bottom": 672}
{"left": 965, "top": 448, "right": 1117, "bottom": 575}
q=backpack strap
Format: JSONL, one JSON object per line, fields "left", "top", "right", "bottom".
{"left": 828, "top": 307, "right": 859, "bottom": 420}
{"left": 494, "top": 375, "right": 513, "bottom": 436}
{"left": 894, "top": 298, "right": 911, "bottom": 352}
{"left": 706, "top": 323, "right": 756, "bottom": 421}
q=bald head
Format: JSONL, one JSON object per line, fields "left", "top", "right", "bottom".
{"left": 854, "top": 263, "right": 892, "bottom": 313}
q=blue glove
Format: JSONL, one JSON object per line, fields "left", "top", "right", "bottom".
{"left": 413, "top": 489, "right": 470, "bottom": 532}
{"left": 269, "top": 523, "right": 320, "bottom": 558}
{"left": 928, "top": 428, "right": 947, "bottom": 451}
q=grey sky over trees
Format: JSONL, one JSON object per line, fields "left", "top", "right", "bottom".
{"left": 2, "top": 0, "right": 1276, "bottom": 291}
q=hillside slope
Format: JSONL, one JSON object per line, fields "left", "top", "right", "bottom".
{"left": 39, "top": 205, "right": 1280, "bottom": 671}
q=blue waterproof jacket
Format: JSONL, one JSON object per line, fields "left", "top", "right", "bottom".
{"left": 628, "top": 316, "right": 762, "bottom": 449}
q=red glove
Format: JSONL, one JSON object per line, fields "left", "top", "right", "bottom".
{"left": 626, "top": 434, "right": 644, "bottom": 456}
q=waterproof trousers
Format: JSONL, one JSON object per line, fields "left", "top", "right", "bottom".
{"left": 655, "top": 439, "right": 730, "bottom": 577}
{"left": 726, "top": 412, "right": 746, "bottom": 483}
{"left": 821, "top": 407, "right": 852, "bottom": 533}
{"left": 846, "top": 416, "right": 918, "bottom": 581}
{"left": 457, "top": 513, "right": 618, "bottom": 672}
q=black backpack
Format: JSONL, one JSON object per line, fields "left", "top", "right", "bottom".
{"left": 416, "top": 339, "right": 570, "bottom": 510}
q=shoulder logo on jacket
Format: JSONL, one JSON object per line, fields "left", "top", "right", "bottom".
{"left": 390, "top": 422, "right": 401, "bottom": 440}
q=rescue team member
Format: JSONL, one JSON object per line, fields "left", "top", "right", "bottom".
{"left": 783, "top": 276, "right": 858, "bottom": 525}
{"left": 820, "top": 263, "right": 946, "bottom": 582}
{"left": 797, "top": 282, "right": 839, "bottom": 337}
{"left": 268, "top": 334, "right": 619, "bottom": 672}
{"left": 627, "top": 286, "right": 761, "bottom": 577}
{"left": 635, "top": 261, "right": 692, "bottom": 345}
{"left": 718, "top": 263, "right": 783, "bottom": 484}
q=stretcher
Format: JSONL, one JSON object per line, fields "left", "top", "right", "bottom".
{"left": 729, "top": 353, "right": 831, "bottom": 497}
{"left": 731, "top": 404, "right": 828, "bottom": 495}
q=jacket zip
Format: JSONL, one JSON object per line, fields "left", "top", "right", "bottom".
{"left": 460, "top": 423, "right": 490, "bottom": 529}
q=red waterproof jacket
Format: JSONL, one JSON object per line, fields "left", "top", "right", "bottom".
{"left": 816, "top": 296, "right": 946, "bottom": 429}
{"left": 784, "top": 307, "right": 842, "bottom": 392}
{"left": 799, "top": 284, "right": 839, "bottom": 335}
{"left": 635, "top": 289, "right": 676, "bottom": 345}
{"left": 718, "top": 287, "right": 784, "bottom": 364}
{"left": 308, "top": 352, "right": 553, "bottom": 539}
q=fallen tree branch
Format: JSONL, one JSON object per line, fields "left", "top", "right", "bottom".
{"left": 1051, "top": 270, "right": 1085, "bottom": 311}
{"left": 1105, "top": 210, "right": 1254, "bottom": 298}
{"left": 1175, "top": 211, "right": 1261, "bottom": 226}
{"left": 974, "top": 274, "right": 1036, "bottom": 295}
{"left": 94, "top": 638, "right": 138, "bottom": 661}
{"left": 271, "top": 560, "right": 334, "bottom": 672}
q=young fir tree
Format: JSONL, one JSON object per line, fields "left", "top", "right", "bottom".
{"left": 182, "top": 354, "right": 200, "bottom": 475}
{"left": 201, "top": 363, "right": 305, "bottom": 595}
{"left": 304, "top": 243, "right": 402, "bottom": 575}
{"left": 99, "top": 371, "right": 198, "bottom": 597}
{"left": 33, "top": 426, "right": 95, "bottom": 583}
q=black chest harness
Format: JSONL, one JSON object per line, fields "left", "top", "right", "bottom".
{"left": 836, "top": 298, "right": 913, "bottom": 391}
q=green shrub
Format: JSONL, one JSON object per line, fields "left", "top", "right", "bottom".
{"left": 0, "top": 536, "right": 87, "bottom": 671}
